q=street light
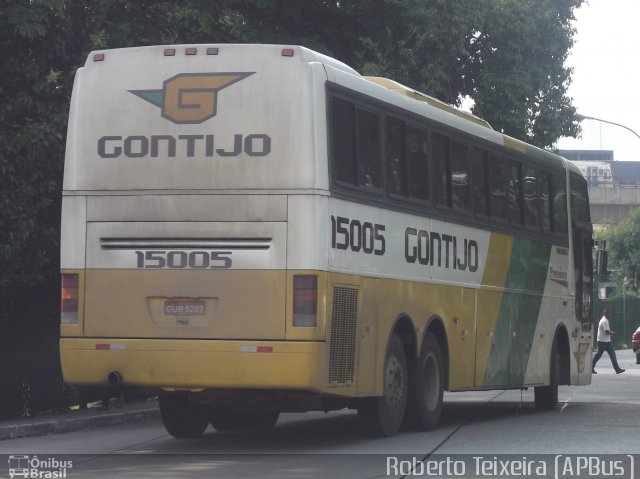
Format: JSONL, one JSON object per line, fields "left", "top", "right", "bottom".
{"left": 576, "top": 113, "right": 640, "bottom": 142}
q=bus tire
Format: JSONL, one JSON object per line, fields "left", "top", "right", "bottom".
{"left": 210, "top": 410, "right": 244, "bottom": 431}
{"left": 358, "top": 333, "right": 408, "bottom": 437}
{"left": 210, "top": 410, "right": 279, "bottom": 431}
{"left": 159, "top": 394, "right": 209, "bottom": 439}
{"left": 405, "top": 332, "right": 444, "bottom": 430}
{"left": 534, "top": 338, "right": 560, "bottom": 410}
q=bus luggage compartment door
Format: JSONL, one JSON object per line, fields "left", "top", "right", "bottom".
{"left": 83, "top": 221, "right": 287, "bottom": 340}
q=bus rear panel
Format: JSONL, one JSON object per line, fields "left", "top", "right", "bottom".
{"left": 60, "top": 45, "right": 340, "bottom": 398}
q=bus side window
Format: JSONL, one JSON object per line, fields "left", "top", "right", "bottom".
{"left": 356, "top": 108, "right": 382, "bottom": 188}
{"left": 432, "top": 132, "right": 450, "bottom": 207}
{"left": 407, "top": 126, "right": 429, "bottom": 201}
{"left": 523, "top": 165, "right": 538, "bottom": 227}
{"left": 488, "top": 155, "right": 507, "bottom": 220}
{"left": 540, "top": 171, "right": 552, "bottom": 233}
{"left": 386, "top": 117, "right": 407, "bottom": 196}
{"left": 450, "top": 141, "right": 470, "bottom": 211}
{"left": 509, "top": 161, "right": 524, "bottom": 225}
{"left": 471, "top": 147, "right": 489, "bottom": 216}
{"left": 552, "top": 174, "right": 568, "bottom": 235}
{"left": 331, "top": 97, "right": 357, "bottom": 185}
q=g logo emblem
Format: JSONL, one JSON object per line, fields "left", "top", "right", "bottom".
{"left": 129, "top": 72, "right": 254, "bottom": 124}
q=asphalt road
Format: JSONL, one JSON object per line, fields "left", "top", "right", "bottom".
{"left": 2, "top": 349, "right": 640, "bottom": 478}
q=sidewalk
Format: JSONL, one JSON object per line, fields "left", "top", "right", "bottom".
{"left": 0, "top": 398, "right": 160, "bottom": 440}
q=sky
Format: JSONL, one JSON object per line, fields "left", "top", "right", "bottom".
{"left": 555, "top": 0, "right": 640, "bottom": 161}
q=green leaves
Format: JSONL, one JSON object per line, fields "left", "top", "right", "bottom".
{"left": 464, "top": 0, "right": 583, "bottom": 148}
{"left": 0, "top": 1, "right": 71, "bottom": 296}
{"left": 601, "top": 209, "right": 640, "bottom": 289}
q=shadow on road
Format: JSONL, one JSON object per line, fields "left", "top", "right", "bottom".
{"left": 148, "top": 396, "right": 566, "bottom": 454}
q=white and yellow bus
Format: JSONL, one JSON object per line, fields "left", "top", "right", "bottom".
{"left": 60, "top": 44, "right": 594, "bottom": 438}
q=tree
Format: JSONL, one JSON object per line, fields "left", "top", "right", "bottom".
{"left": 0, "top": 1, "right": 68, "bottom": 298}
{"left": 464, "top": 0, "right": 583, "bottom": 149}
{"left": 601, "top": 209, "right": 640, "bottom": 290}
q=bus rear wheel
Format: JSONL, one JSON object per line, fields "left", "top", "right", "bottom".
{"left": 210, "top": 410, "right": 279, "bottom": 431}
{"left": 534, "top": 339, "right": 560, "bottom": 409}
{"left": 405, "top": 332, "right": 444, "bottom": 430}
{"left": 159, "top": 394, "right": 209, "bottom": 438}
{"left": 358, "top": 333, "right": 408, "bottom": 437}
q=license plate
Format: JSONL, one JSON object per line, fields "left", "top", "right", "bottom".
{"left": 164, "top": 300, "right": 206, "bottom": 316}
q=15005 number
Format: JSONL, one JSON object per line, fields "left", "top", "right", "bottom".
{"left": 135, "top": 251, "right": 232, "bottom": 269}
{"left": 331, "top": 216, "right": 386, "bottom": 255}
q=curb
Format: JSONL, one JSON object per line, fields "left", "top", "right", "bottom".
{"left": 0, "top": 403, "right": 160, "bottom": 441}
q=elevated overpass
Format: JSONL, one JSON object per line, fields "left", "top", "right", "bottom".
{"left": 589, "top": 183, "right": 640, "bottom": 225}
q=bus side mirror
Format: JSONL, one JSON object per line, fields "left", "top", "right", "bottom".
{"left": 596, "top": 249, "right": 608, "bottom": 276}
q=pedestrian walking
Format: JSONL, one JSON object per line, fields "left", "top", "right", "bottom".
{"left": 592, "top": 309, "right": 625, "bottom": 374}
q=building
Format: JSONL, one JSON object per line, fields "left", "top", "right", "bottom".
{"left": 559, "top": 150, "right": 640, "bottom": 225}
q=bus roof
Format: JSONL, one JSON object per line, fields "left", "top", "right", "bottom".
{"left": 85, "top": 43, "right": 361, "bottom": 77}
{"left": 365, "top": 76, "right": 493, "bottom": 130}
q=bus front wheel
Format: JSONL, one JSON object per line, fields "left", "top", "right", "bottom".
{"left": 534, "top": 339, "right": 560, "bottom": 409}
{"left": 358, "top": 333, "right": 408, "bottom": 437}
{"left": 159, "top": 394, "right": 209, "bottom": 438}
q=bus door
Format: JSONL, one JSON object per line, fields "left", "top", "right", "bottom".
{"left": 570, "top": 171, "right": 593, "bottom": 377}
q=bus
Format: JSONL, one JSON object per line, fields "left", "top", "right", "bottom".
{"left": 60, "top": 44, "right": 594, "bottom": 438}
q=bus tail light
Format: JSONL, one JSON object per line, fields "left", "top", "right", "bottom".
{"left": 293, "top": 275, "right": 317, "bottom": 327}
{"left": 61, "top": 274, "right": 79, "bottom": 324}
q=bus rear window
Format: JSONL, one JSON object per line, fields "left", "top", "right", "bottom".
{"left": 386, "top": 119, "right": 429, "bottom": 201}
{"left": 356, "top": 109, "right": 382, "bottom": 188}
{"left": 331, "top": 98, "right": 357, "bottom": 185}
{"left": 330, "top": 97, "right": 382, "bottom": 190}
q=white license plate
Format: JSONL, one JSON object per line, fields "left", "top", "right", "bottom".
{"left": 164, "top": 300, "right": 206, "bottom": 316}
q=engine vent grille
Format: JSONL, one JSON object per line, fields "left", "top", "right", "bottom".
{"left": 328, "top": 286, "right": 359, "bottom": 385}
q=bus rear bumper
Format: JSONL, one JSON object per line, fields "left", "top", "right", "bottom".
{"left": 60, "top": 338, "right": 324, "bottom": 391}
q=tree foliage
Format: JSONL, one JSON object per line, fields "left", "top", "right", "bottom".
{"left": 1, "top": 0, "right": 584, "bottom": 297}
{"left": 465, "top": 0, "right": 582, "bottom": 148}
{"left": 601, "top": 209, "right": 640, "bottom": 290}
{"left": 1, "top": 1, "right": 65, "bottom": 301}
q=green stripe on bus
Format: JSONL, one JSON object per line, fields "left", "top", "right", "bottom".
{"left": 484, "top": 238, "right": 551, "bottom": 386}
